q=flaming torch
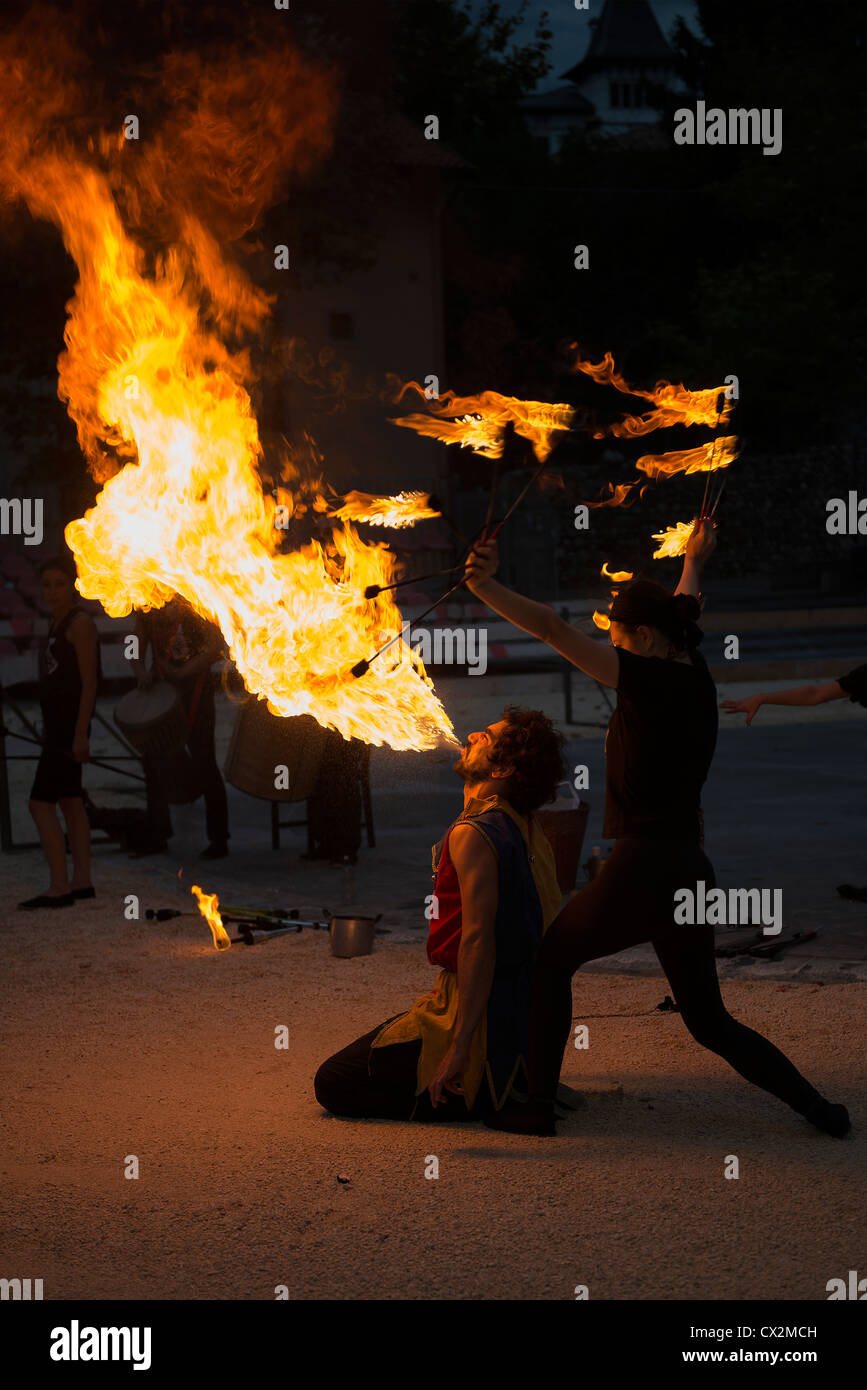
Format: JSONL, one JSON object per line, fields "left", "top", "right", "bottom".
{"left": 191, "top": 886, "right": 231, "bottom": 952}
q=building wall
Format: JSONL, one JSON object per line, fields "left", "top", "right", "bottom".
{"left": 280, "top": 166, "right": 448, "bottom": 497}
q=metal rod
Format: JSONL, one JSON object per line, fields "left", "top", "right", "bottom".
{"left": 351, "top": 573, "right": 468, "bottom": 679}
{"left": 92, "top": 707, "right": 139, "bottom": 757}
{"left": 365, "top": 562, "right": 467, "bottom": 599}
{"left": 483, "top": 459, "right": 500, "bottom": 539}
{"left": 699, "top": 396, "right": 726, "bottom": 519}
{"left": 707, "top": 474, "right": 728, "bottom": 516}
{"left": 0, "top": 725, "right": 146, "bottom": 782}
{"left": 488, "top": 456, "right": 549, "bottom": 540}
{"left": 352, "top": 436, "right": 552, "bottom": 679}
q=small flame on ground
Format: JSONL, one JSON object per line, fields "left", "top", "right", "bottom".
{"left": 191, "top": 885, "right": 231, "bottom": 951}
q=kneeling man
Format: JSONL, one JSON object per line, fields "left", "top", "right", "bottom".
{"left": 315, "top": 707, "right": 565, "bottom": 1121}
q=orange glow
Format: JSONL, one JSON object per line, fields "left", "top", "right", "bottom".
{"left": 393, "top": 384, "right": 574, "bottom": 462}
{"left": 0, "top": 33, "right": 456, "bottom": 752}
{"left": 636, "top": 437, "right": 739, "bottom": 481}
{"left": 601, "top": 563, "right": 633, "bottom": 582}
{"left": 569, "top": 347, "right": 733, "bottom": 438}
{"left": 651, "top": 522, "right": 694, "bottom": 559}
{"left": 191, "top": 885, "right": 231, "bottom": 952}
{"left": 328, "top": 491, "right": 440, "bottom": 528}
{"left": 587, "top": 481, "right": 646, "bottom": 510}
{"left": 592, "top": 610, "right": 612, "bottom": 631}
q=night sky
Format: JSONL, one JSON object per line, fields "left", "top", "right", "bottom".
{"left": 466, "top": 0, "right": 701, "bottom": 91}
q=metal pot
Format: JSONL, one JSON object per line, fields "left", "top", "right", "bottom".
{"left": 328, "top": 913, "right": 382, "bottom": 958}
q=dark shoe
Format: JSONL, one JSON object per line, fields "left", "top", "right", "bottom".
{"left": 70, "top": 886, "right": 96, "bottom": 901}
{"left": 199, "top": 842, "right": 229, "bottom": 860}
{"left": 804, "top": 1098, "right": 851, "bottom": 1138}
{"left": 484, "top": 1099, "right": 557, "bottom": 1136}
{"left": 18, "top": 893, "right": 76, "bottom": 910}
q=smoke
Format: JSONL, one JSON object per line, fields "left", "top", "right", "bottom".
{"left": 0, "top": 5, "right": 338, "bottom": 478}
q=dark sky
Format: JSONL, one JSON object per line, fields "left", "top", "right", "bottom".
{"left": 466, "top": 0, "right": 701, "bottom": 91}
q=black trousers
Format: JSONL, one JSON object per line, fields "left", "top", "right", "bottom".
{"left": 528, "top": 836, "right": 825, "bottom": 1116}
{"left": 314, "top": 1019, "right": 484, "bottom": 1122}
{"left": 144, "top": 681, "right": 229, "bottom": 844}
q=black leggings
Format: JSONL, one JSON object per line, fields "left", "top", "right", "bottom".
{"left": 314, "top": 1018, "right": 483, "bottom": 1122}
{"left": 529, "top": 837, "right": 824, "bottom": 1116}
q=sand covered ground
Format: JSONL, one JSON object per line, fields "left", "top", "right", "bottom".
{"left": 1, "top": 860, "right": 863, "bottom": 1301}
{"left": 2, "top": 679, "right": 864, "bottom": 1300}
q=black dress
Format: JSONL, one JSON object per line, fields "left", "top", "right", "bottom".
{"left": 31, "top": 608, "right": 89, "bottom": 802}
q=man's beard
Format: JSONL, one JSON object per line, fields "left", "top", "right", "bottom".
{"left": 454, "top": 747, "right": 487, "bottom": 786}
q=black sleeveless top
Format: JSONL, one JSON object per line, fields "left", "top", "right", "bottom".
{"left": 39, "top": 608, "right": 100, "bottom": 733}
{"left": 603, "top": 646, "right": 718, "bottom": 841}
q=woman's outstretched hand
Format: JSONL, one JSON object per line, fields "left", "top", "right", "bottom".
{"left": 685, "top": 515, "right": 718, "bottom": 562}
{"left": 465, "top": 538, "right": 499, "bottom": 592}
{"left": 721, "top": 693, "right": 763, "bottom": 725}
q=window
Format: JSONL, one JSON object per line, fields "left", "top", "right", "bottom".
{"left": 609, "top": 80, "right": 620, "bottom": 108}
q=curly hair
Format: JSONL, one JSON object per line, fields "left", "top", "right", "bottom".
{"left": 487, "top": 705, "right": 565, "bottom": 815}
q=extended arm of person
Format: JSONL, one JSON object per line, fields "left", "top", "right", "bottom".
{"left": 675, "top": 516, "right": 717, "bottom": 598}
{"left": 428, "top": 823, "right": 498, "bottom": 1106}
{"left": 721, "top": 681, "right": 847, "bottom": 725}
{"left": 465, "top": 540, "right": 619, "bottom": 687}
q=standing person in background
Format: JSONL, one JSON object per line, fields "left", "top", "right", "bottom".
{"left": 18, "top": 555, "right": 100, "bottom": 909}
{"left": 133, "top": 597, "right": 230, "bottom": 860}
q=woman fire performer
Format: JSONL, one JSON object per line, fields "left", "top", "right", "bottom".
{"left": 465, "top": 520, "right": 850, "bottom": 1138}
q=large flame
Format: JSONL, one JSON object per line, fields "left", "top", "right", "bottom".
{"left": 569, "top": 348, "right": 733, "bottom": 437}
{"left": 635, "top": 437, "right": 739, "bottom": 481}
{"left": 0, "top": 28, "right": 456, "bottom": 751}
{"left": 191, "top": 885, "right": 231, "bottom": 952}
{"left": 392, "top": 383, "right": 574, "bottom": 461}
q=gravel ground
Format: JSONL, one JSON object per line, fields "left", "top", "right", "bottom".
{"left": 1, "top": 677, "right": 864, "bottom": 1301}
{"left": 1, "top": 888, "right": 862, "bottom": 1302}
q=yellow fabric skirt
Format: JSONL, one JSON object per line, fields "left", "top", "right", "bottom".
{"left": 371, "top": 795, "right": 562, "bottom": 1110}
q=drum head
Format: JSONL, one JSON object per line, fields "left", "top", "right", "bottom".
{"left": 115, "top": 681, "right": 179, "bottom": 725}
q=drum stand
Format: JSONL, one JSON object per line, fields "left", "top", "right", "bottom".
{"left": 0, "top": 681, "right": 146, "bottom": 852}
